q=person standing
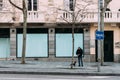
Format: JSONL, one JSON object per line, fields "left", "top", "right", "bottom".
{"left": 76, "top": 47, "right": 84, "bottom": 67}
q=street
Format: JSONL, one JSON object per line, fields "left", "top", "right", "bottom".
{"left": 0, "top": 74, "right": 119, "bottom": 80}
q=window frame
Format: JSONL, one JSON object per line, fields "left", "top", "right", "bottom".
{"left": 69, "top": 0, "right": 74, "bottom": 11}
{"left": 64, "top": 0, "right": 75, "bottom": 11}
{"left": 28, "top": 0, "right": 38, "bottom": 11}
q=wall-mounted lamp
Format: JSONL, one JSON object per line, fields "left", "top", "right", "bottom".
{"left": 50, "top": 29, "right": 53, "bottom": 33}
{"left": 12, "top": 29, "right": 15, "bottom": 33}
{"left": 85, "top": 28, "right": 89, "bottom": 32}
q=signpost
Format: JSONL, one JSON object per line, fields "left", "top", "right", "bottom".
{"left": 96, "top": 31, "right": 104, "bottom": 40}
{"left": 97, "top": 0, "right": 103, "bottom": 72}
{"left": 97, "top": 0, "right": 111, "bottom": 72}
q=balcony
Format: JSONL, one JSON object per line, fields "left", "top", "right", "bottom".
{"left": 57, "top": 11, "right": 120, "bottom": 23}
{"left": 0, "top": 11, "right": 45, "bottom": 23}
{"left": 0, "top": 11, "right": 120, "bottom": 23}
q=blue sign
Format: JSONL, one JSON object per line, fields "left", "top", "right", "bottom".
{"left": 96, "top": 31, "right": 104, "bottom": 40}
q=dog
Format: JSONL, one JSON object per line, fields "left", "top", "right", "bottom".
{"left": 70, "top": 61, "right": 76, "bottom": 66}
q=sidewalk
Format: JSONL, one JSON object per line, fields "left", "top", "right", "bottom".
{"left": 0, "top": 61, "right": 120, "bottom": 76}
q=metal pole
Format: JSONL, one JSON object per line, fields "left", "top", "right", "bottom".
{"left": 101, "top": 1, "right": 104, "bottom": 66}
{"left": 97, "top": 0, "right": 102, "bottom": 72}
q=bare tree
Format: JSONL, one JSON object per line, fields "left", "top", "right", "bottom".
{"left": 9, "top": 0, "right": 27, "bottom": 64}
{"left": 57, "top": 0, "right": 95, "bottom": 68}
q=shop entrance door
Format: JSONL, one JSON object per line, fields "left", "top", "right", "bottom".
{"left": 96, "top": 31, "right": 113, "bottom": 62}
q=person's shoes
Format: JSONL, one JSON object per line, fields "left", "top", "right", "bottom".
{"left": 78, "top": 65, "right": 80, "bottom": 67}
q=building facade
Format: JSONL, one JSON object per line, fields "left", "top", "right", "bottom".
{"left": 0, "top": 0, "right": 120, "bottom": 62}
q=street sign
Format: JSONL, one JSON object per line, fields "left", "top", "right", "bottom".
{"left": 96, "top": 31, "right": 104, "bottom": 40}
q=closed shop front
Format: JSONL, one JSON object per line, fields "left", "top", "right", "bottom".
{"left": 55, "top": 28, "right": 83, "bottom": 57}
{"left": 0, "top": 28, "right": 10, "bottom": 58}
{"left": 17, "top": 28, "right": 48, "bottom": 58}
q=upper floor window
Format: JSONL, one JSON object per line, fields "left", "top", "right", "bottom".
{"left": 69, "top": 0, "right": 74, "bottom": 11}
{"left": 28, "top": 0, "right": 37, "bottom": 11}
{"left": 64, "top": 0, "right": 74, "bottom": 11}
{"left": 0, "top": 0, "right": 3, "bottom": 10}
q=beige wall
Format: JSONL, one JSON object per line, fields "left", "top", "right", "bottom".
{"left": 109, "top": 0, "right": 120, "bottom": 11}
{"left": 90, "top": 23, "right": 120, "bottom": 62}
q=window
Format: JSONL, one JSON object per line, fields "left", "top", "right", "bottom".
{"left": 17, "top": 28, "right": 48, "bottom": 57}
{"left": 64, "top": 0, "right": 69, "bottom": 10}
{"left": 55, "top": 28, "right": 83, "bottom": 57}
{"left": 28, "top": 0, "right": 37, "bottom": 11}
{"left": 69, "top": 0, "right": 74, "bottom": 11}
{"left": 0, "top": 0, "right": 3, "bottom": 10}
{"left": 64, "top": 0, "right": 74, "bottom": 11}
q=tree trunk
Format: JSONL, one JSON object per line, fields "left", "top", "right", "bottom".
{"left": 71, "top": 25, "right": 75, "bottom": 69}
{"left": 8, "top": 0, "right": 27, "bottom": 64}
{"left": 71, "top": 0, "right": 76, "bottom": 69}
{"left": 21, "top": 0, "right": 27, "bottom": 64}
{"left": 71, "top": 6, "right": 75, "bottom": 68}
{"left": 100, "top": 0, "right": 112, "bottom": 66}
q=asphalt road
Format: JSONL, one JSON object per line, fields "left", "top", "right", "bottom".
{"left": 0, "top": 74, "right": 120, "bottom": 80}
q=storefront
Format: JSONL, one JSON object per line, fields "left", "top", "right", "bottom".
{"left": 55, "top": 28, "right": 83, "bottom": 57}
{"left": 0, "top": 28, "right": 10, "bottom": 58}
{"left": 16, "top": 28, "right": 48, "bottom": 58}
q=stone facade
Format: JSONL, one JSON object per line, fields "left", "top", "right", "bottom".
{"left": 0, "top": 0, "right": 120, "bottom": 62}
{"left": 10, "top": 28, "right": 16, "bottom": 59}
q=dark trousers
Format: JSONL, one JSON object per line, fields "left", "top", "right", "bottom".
{"left": 78, "top": 56, "right": 83, "bottom": 66}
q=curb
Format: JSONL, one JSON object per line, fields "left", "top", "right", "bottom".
{"left": 0, "top": 71, "right": 120, "bottom": 76}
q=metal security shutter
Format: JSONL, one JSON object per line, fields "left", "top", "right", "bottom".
{"left": 0, "top": 28, "right": 10, "bottom": 58}
{"left": 55, "top": 28, "right": 83, "bottom": 57}
{"left": 17, "top": 28, "right": 48, "bottom": 57}
{"left": 0, "top": 38, "right": 10, "bottom": 58}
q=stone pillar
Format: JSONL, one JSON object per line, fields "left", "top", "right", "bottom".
{"left": 84, "top": 28, "right": 90, "bottom": 62}
{"left": 48, "top": 28, "right": 55, "bottom": 60}
{"left": 10, "top": 28, "right": 16, "bottom": 60}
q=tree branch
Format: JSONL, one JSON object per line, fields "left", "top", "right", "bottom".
{"left": 9, "top": 0, "right": 23, "bottom": 11}
{"left": 103, "top": 0, "right": 112, "bottom": 12}
{"left": 60, "top": 16, "right": 70, "bottom": 24}
{"left": 57, "top": 8, "right": 72, "bottom": 14}
{"left": 75, "top": 3, "right": 90, "bottom": 21}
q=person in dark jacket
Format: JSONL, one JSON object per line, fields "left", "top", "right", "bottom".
{"left": 76, "top": 47, "right": 84, "bottom": 67}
